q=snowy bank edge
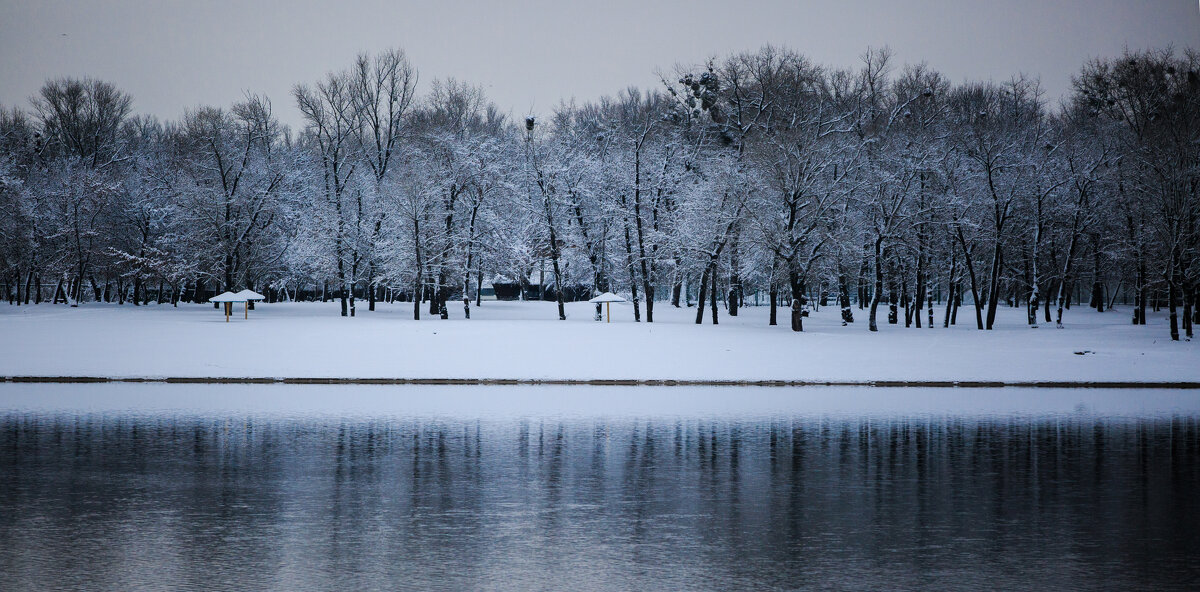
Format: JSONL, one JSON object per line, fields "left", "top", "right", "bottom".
{"left": 3, "top": 376, "right": 1199, "bottom": 389}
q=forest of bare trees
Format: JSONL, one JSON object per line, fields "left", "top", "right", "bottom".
{"left": 1, "top": 46, "right": 1197, "bottom": 339}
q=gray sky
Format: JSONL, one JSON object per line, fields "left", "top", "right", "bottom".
{"left": 2, "top": 0, "right": 1198, "bottom": 129}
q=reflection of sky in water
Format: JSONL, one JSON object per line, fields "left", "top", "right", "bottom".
{"left": 1, "top": 384, "right": 1198, "bottom": 591}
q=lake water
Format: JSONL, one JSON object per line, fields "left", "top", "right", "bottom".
{"left": 1, "top": 384, "right": 1198, "bottom": 591}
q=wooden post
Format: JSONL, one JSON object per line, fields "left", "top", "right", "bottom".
{"left": 607, "top": 301, "right": 611, "bottom": 323}
{"left": 245, "top": 301, "right": 248, "bottom": 319}
{"left": 224, "top": 302, "right": 231, "bottom": 322}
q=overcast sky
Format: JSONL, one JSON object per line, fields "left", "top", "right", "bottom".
{"left": 2, "top": 0, "right": 1198, "bottom": 129}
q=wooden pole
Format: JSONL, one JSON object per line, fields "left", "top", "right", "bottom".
{"left": 607, "top": 301, "right": 611, "bottom": 323}
{"left": 245, "top": 301, "right": 248, "bottom": 319}
{"left": 224, "top": 302, "right": 230, "bottom": 322}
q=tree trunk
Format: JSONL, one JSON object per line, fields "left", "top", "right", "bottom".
{"left": 1168, "top": 268, "right": 1180, "bottom": 342}
{"left": 338, "top": 256, "right": 349, "bottom": 317}
{"left": 887, "top": 258, "right": 898, "bottom": 325}
{"left": 695, "top": 265, "right": 709, "bottom": 325}
{"left": 1089, "top": 236, "right": 1103, "bottom": 312}
{"left": 768, "top": 258, "right": 778, "bottom": 326}
{"left": 943, "top": 252, "right": 958, "bottom": 328}
{"left": 477, "top": 269, "right": 484, "bottom": 308}
{"left": 768, "top": 284, "right": 778, "bottom": 326}
{"left": 839, "top": 266, "right": 853, "bottom": 325}
{"left": 913, "top": 232, "right": 926, "bottom": 328}
{"left": 787, "top": 266, "right": 805, "bottom": 332}
{"left": 1028, "top": 250, "right": 1040, "bottom": 328}
{"left": 727, "top": 234, "right": 740, "bottom": 318}
{"left": 943, "top": 281, "right": 955, "bottom": 328}
{"left": 368, "top": 268, "right": 377, "bottom": 312}
{"left": 1043, "top": 282, "right": 1052, "bottom": 323}
{"left": 955, "top": 229, "right": 984, "bottom": 330}
{"left": 710, "top": 263, "right": 719, "bottom": 325}
{"left": 857, "top": 248, "right": 870, "bottom": 310}
{"left": 868, "top": 237, "right": 883, "bottom": 332}
{"left": 1135, "top": 253, "right": 1147, "bottom": 324}
{"left": 951, "top": 285, "right": 961, "bottom": 325}
{"left": 551, "top": 255, "right": 566, "bottom": 321}
{"left": 927, "top": 289, "right": 933, "bottom": 328}
{"left": 1181, "top": 281, "right": 1193, "bottom": 339}
{"left": 985, "top": 244, "right": 1002, "bottom": 330}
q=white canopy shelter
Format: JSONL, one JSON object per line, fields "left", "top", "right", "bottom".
{"left": 209, "top": 290, "right": 262, "bottom": 322}
{"left": 235, "top": 289, "right": 266, "bottom": 319}
{"left": 588, "top": 291, "right": 627, "bottom": 323}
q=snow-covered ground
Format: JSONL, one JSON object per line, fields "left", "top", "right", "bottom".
{"left": 0, "top": 300, "right": 1195, "bottom": 383}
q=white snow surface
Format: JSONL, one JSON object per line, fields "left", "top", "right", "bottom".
{"left": 208, "top": 291, "right": 243, "bottom": 303}
{"left": 588, "top": 291, "right": 627, "bottom": 303}
{"left": 234, "top": 289, "right": 266, "bottom": 300}
{"left": 0, "top": 300, "right": 1195, "bottom": 382}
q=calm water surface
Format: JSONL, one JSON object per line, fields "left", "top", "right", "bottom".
{"left": 1, "top": 385, "right": 1198, "bottom": 591}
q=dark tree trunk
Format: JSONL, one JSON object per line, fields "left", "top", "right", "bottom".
{"left": 985, "top": 245, "right": 1002, "bottom": 330}
{"left": 838, "top": 269, "right": 853, "bottom": 325}
{"left": 368, "top": 275, "right": 377, "bottom": 312}
{"left": 951, "top": 285, "right": 961, "bottom": 325}
{"left": 1168, "top": 272, "right": 1180, "bottom": 341}
{"left": 1182, "top": 281, "right": 1193, "bottom": 339}
{"left": 338, "top": 258, "right": 349, "bottom": 317}
{"left": 887, "top": 259, "right": 898, "bottom": 325}
{"left": 710, "top": 263, "right": 719, "bottom": 325}
{"left": 943, "top": 280, "right": 955, "bottom": 328}
{"left": 1135, "top": 255, "right": 1147, "bottom": 324}
{"left": 769, "top": 283, "right": 778, "bottom": 326}
{"left": 727, "top": 234, "right": 740, "bottom": 318}
{"left": 550, "top": 256, "right": 566, "bottom": 321}
{"left": 768, "top": 258, "right": 778, "bottom": 326}
{"left": 476, "top": 269, "right": 484, "bottom": 308}
{"left": 960, "top": 245, "right": 983, "bottom": 330}
{"left": 857, "top": 248, "right": 870, "bottom": 310}
{"left": 89, "top": 275, "right": 102, "bottom": 303}
{"left": 943, "top": 252, "right": 958, "bottom": 328}
{"left": 868, "top": 237, "right": 884, "bottom": 332}
{"left": 1043, "top": 281, "right": 1052, "bottom": 323}
{"left": 914, "top": 234, "right": 926, "bottom": 328}
{"left": 788, "top": 268, "right": 805, "bottom": 332}
{"left": 1089, "top": 236, "right": 1104, "bottom": 312}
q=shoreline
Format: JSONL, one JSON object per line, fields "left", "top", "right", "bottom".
{"left": 4, "top": 375, "right": 1199, "bottom": 388}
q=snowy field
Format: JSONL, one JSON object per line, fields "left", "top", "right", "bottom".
{"left": 0, "top": 300, "right": 1195, "bottom": 383}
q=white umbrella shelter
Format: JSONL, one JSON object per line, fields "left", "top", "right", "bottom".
{"left": 234, "top": 289, "right": 266, "bottom": 319}
{"left": 209, "top": 291, "right": 243, "bottom": 322}
{"left": 588, "top": 292, "right": 627, "bottom": 323}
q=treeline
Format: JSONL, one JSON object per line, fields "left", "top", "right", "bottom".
{"left": 0, "top": 46, "right": 1197, "bottom": 338}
